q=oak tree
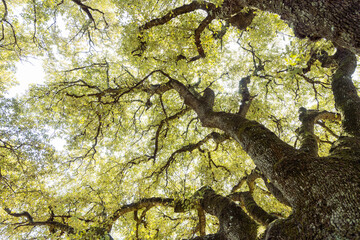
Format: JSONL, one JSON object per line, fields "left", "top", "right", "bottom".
{"left": 1, "top": 0, "right": 360, "bottom": 239}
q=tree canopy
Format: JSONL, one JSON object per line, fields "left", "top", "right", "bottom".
{"left": 1, "top": 0, "right": 360, "bottom": 239}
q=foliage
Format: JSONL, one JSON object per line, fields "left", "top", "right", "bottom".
{"left": 0, "top": 0, "right": 357, "bottom": 239}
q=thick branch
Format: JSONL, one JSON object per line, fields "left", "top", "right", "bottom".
{"left": 330, "top": 47, "right": 360, "bottom": 136}
{"left": 261, "top": 177, "right": 291, "bottom": 207}
{"left": 191, "top": 233, "right": 226, "bottom": 240}
{"left": 4, "top": 208, "right": 33, "bottom": 223}
{"left": 228, "top": 191, "right": 278, "bottom": 226}
{"left": 226, "top": 0, "right": 360, "bottom": 53}
{"left": 164, "top": 72, "right": 297, "bottom": 186}
{"left": 298, "top": 108, "right": 341, "bottom": 156}
{"left": 137, "top": 71, "right": 305, "bottom": 209}
{"left": 137, "top": 1, "right": 218, "bottom": 58}
{"left": 194, "top": 186, "right": 258, "bottom": 240}
{"left": 140, "top": 1, "right": 217, "bottom": 31}
{"left": 231, "top": 168, "right": 261, "bottom": 193}
{"left": 197, "top": 206, "right": 206, "bottom": 236}
{"left": 190, "top": 14, "right": 216, "bottom": 61}
{"left": 138, "top": 1, "right": 255, "bottom": 59}
{"left": 238, "top": 76, "right": 253, "bottom": 117}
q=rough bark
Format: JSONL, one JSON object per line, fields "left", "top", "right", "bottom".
{"left": 138, "top": 1, "right": 360, "bottom": 238}
{"left": 298, "top": 108, "right": 341, "bottom": 156}
{"left": 140, "top": 0, "right": 360, "bottom": 54}
{"left": 194, "top": 187, "right": 258, "bottom": 240}
{"left": 191, "top": 233, "right": 226, "bottom": 240}
{"left": 330, "top": 48, "right": 360, "bottom": 136}
{"left": 136, "top": 1, "right": 253, "bottom": 59}
{"left": 224, "top": 0, "right": 360, "bottom": 53}
{"left": 228, "top": 191, "right": 277, "bottom": 226}
{"left": 158, "top": 44, "right": 360, "bottom": 238}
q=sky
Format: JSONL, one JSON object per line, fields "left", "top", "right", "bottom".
{"left": 6, "top": 59, "right": 45, "bottom": 98}
{"left": 6, "top": 59, "right": 67, "bottom": 150}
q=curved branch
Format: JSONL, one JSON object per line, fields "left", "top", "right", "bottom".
{"left": 261, "top": 177, "right": 291, "bottom": 207}
{"left": 163, "top": 71, "right": 297, "bottom": 179}
{"left": 238, "top": 76, "right": 254, "bottom": 117}
{"left": 228, "top": 191, "right": 277, "bottom": 226}
{"left": 71, "top": 0, "right": 108, "bottom": 29}
{"left": 194, "top": 186, "right": 258, "bottom": 239}
{"left": 135, "top": 1, "right": 218, "bottom": 57}
{"left": 137, "top": 1, "right": 255, "bottom": 60}
{"left": 330, "top": 47, "right": 360, "bottom": 136}
{"left": 1, "top": 0, "right": 8, "bottom": 21}
{"left": 297, "top": 108, "right": 341, "bottom": 156}
{"left": 4, "top": 208, "right": 33, "bottom": 223}
{"left": 146, "top": 70, "right": 302, "bottom": 207}
{"left": 189, "top": 14, "right": 216, "bottom": 62}
{"left": 4, "top": 208, "right": 75, "bottom": 234}
{"left": 151, "top": 108, "right": 190, "bottom": 160}
{"left": 231, "top": 168, "right": 261, "bottom": 193}
{"left": 106, "top": 197, "right": 174, "bottom": 232}
{"left": 140, "top": 1, "right": 217, "bottom": 31}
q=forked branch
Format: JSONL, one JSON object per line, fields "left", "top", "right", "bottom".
{"left": 298, "top": 107, "right": 340, "bottom": 156}
{"left": 136, "top": 1, "right": 255, "bottom": 60}
{"left": 228, "top": 191, "right": 278, "bottom": 226}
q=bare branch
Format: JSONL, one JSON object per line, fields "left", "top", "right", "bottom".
{"left": 71, "top": 0, "right": 108, "bottom": 29}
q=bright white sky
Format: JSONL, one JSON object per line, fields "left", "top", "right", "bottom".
{"left": 6, "top": 59, "right": 68, "bottom": 150}
{"left": 6, "top": 59, "right": 45, "bottom": 98}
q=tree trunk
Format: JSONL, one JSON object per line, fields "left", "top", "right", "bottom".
{"left": 224, "top": 0, "right": 360, "bottom": 53}
{"left": 165, "top": 44, "right": 360, "bottom": 238}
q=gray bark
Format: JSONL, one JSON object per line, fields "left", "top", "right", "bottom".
{"left": 164, "top": 43, "right": 360, "bottom": 238}
{"left": 224, "top": 0, "right": 360, "bottom": 53}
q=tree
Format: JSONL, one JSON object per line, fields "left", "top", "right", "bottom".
{"left": 1, "top": 0, "right": 360, "bottom": 239}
